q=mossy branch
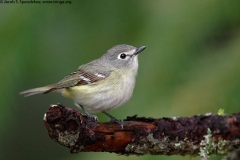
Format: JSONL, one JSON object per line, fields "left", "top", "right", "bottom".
{"left": 43, "top": 104, "right": 240, "bottom": 158}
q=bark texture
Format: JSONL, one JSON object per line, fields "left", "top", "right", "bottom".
{"left": 43, "top": 104, "right": 240, "bottom": 157}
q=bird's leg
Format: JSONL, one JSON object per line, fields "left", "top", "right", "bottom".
{"left": 81, "top": 107, "right": 99, "bottom": 121}
{"left": 102, "top": 111, "right": 124, "bottom": 128}
{"left": 74, "top": 103, "right": 98, "bottom": 121}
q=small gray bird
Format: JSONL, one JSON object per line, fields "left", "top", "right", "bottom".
{"left": 20, "top": 44, "right": 146, "bottom": 122}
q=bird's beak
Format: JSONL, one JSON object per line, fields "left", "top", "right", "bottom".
{"left": 134, "top": 46, "right": 146, "bottom": 55}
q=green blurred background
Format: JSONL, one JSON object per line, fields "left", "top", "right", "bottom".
{"left": 1, "top": 0, "right": 240, "bottom": 160}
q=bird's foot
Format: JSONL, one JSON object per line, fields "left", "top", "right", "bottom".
{"left": 74, "top": 103, "right": 98, "bottom": 121}
{"left": 84, "top": 111, "right": 98, "bottom": 122}
{"left": 110, "top": 118, "right": 124, "bottom": 129}
{"left": 102, "top": 111, "right": 124, "bottom": 128}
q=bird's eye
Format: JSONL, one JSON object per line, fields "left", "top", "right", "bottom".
{"left": 119, "top": 53, "right": 126, "bottom": 59}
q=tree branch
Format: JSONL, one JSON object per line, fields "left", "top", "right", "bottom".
{"left": 43, "top": 104, "right": 240, "bottom": 158}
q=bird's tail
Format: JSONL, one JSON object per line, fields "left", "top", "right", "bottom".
{"left": 20, "top": 85, "right": 54, "bottom": 97}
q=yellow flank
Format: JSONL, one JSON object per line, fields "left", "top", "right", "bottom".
{"left": 61, "top": 86, "right": 87, "bottom": 99}
{"left": 61, "top": 88, "right": 72, "bottom": 98}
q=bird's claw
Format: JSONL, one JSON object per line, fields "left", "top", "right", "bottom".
{"left": 110, "top": 117, "right": 124, "bottom": 129}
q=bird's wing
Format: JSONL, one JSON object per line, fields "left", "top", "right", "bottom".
{"left": 52, "top": 61, "right": 112, "bottom": 90}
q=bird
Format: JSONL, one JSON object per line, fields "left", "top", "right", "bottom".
{"left": 20, "top": 44, "right": 146, "bottom": 123}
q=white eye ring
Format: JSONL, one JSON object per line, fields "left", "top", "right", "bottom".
{"left": 118, "top": 53, "right": 127, "bottom": 60}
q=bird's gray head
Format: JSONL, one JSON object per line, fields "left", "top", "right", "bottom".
{"left": 101, "top": 44, "right": 146, "bottom": 70}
